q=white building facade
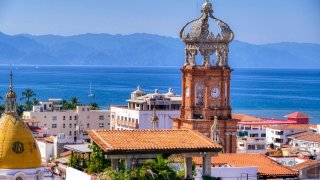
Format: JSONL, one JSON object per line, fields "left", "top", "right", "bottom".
{"left": 266, "top": 124, "right": 314, "bottom": 148}
{"left": 110, "top": 86, "right": 181, "bottom": 130}
{"left": 23, "top": 99, "right": 110, "bottom": 140}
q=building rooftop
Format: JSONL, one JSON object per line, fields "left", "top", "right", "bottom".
{"left": 285, "top": 112, "right": 309, "bottom": 119}
{"left": 87, "top": 129, "right": 222, "bottom": 154}
{"left": 238, "top": 119, "right": 298, "bottom": 125}
{"left": 294, "top": 133, "right": 320, "bottom": 143}
{"left": 23, "top": 118, "right": 41, "bottom": 123}
{"left": 232, "top": 114, "right": 261, "bottom": 121}
{"left": 288, "top": 131, "right": 315, "bottom": 139}
{"left": 64, "top": 144, "right": 92, "bottom": 153}
{"left": 266, "top": 124, "right": 316, "bottom": 131}
{"left": 290, "top": 159, "right": 319, "bottom": 171}
{"left": 192, "top": 153, "right": 298, "bottom": 177}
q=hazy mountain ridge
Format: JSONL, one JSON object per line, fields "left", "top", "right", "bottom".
{"left": 0, "top": 32, "right": 319, "bottom": 68}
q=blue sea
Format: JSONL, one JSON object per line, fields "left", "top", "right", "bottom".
{"left": 0, "top": 66, "right": 319, "bottom": 123}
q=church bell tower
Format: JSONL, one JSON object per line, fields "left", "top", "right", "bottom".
{"left": 173, "top": 0, "right": 238, "bottom": 153}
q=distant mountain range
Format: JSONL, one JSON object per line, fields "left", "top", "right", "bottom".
{"left": 0, "top": 32, "right": 319, "bottom": 68}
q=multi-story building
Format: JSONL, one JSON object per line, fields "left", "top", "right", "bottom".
{"left": 266, "top": 124, "right": 316, "bottom": 148}
{"left": 110, "top": 86, "right": 181, "bottom": 130}
{"left": 23, "top": 98, "right": 110, "bottom": 140}
{"left": 235, "top": 112, "right": 310, "bottom": 153}
{"left": 288, "top": 130, "right": 320, "bottom": 159}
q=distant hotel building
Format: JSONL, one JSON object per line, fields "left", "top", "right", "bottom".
{"left": 110, "top": 86, "right": 181, "bottom": 130}
{"left": 23, "top": 98, "right": 110, "bottom": 140}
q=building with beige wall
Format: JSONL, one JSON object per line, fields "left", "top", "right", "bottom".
{"left": 23, "top": 99, "right": 110, "bottom": 140}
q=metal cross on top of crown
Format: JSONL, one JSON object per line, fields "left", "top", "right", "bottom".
{"left": 180, "top": 0, "right": 234, "bottom": 68}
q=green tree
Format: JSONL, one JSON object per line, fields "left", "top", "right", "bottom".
{"left": 70, "top": 97, "right": 80, "bottom": 106}
{"left": 89, "top": 102, "right": 100, "bottom": 110}
{"left": 87, "top": 145, "right": 109, "bottom": 174}
{"left": 21, "top": 89, "right": 36, "bottom": 103}
{"left": 32, "top": 98, "right": 40, "bottom": 105}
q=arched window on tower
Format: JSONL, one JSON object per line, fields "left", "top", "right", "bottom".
{"left": 195, "top": 83, "right": 204, "bottom": 107}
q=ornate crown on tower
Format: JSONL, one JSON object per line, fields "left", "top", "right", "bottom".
{"left": 179, "top": 0, "right": 234, "bottom": 68}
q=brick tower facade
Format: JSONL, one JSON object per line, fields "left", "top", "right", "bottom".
{"left": 172, "top": 0, "right": 238, "bottom": 153}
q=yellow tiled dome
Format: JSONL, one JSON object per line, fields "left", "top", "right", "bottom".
{"left": 0, "top": 113, "right": 41, "bottom": 169}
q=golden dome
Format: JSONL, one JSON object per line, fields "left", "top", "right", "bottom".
{"left": 0, "top": 113, "right": 41, "bottom": 169}
{"left": 6, "top": 90, "right": 17, "bottom": 99}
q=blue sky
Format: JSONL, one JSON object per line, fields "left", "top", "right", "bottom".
{"left": 0, "top": 0, "right": 319, "bottom": 44}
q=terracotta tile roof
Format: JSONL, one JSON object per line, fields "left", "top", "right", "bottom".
{"left": 45, "top": 136, "right": 55, "bottom": 143}
{"left": 23, "top": 118, "right": 41, "bottom": 123}
{"left": 294, "top": 133, "right": 320, "bottom": 143}
{"left": 192, "top": 154, "right": 298, "bottom": 177}
{"left": 232, "top": 114, "right": 260, "bottom": 121}
{"left": 291, "top": 159, "right": 319, "bottom": 170}
{"left": 285, "top": 112, "right": 309, "bottom": 119}
{"left": 60, "top": 151, "right": 72, "bottom": 157}
{"left": 288, "top": 131, "right": 315, "bottom": 139}
{"left": 87, "top": 129, "right": 222, "bottom": 154}
{"left": 266, "top": 124, "right": 315, "bottom": 131}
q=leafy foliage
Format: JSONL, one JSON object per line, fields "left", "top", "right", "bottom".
{"left": 89, "top": 102, "right": 100, "bottom": 110}
{"left": 98, "top": 155, "right": 181, "bottom": 180}
{"left": 87, "top": 145, "right": 109, "bottom": 174}
{"left": 21, "top": 89, "right": 36, "bottom": 103}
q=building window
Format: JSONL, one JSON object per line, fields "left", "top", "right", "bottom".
{"left": 87, "top": 123, "right": 90, "bottom": 128}
{"left": 261, "top": 133, "right": 266, "bottom": 137}
{"left": 52, "top": 116, "right": 57, "bottom": 121}
{"left": 257, "top": 145, "right": 265, "bottom": 150}
{"left": 250, "top": 134, "right": 259, "bottom": 137}
{"left": 52, "top": 124, "right": 57, "bottom": 128}
{"left": 275, "top": 131, "right": 284, "bottom": 135}
{"left": 99, "top": 123, "right": 104, "bottom": 128}
{"left": 87, "top": 108, "right": 90, "bottom": 111}
{"left": 74, "top": 123, "right": 77, "bottom": 128}
{"left": 247, "top": 145, "right": 255, "bottom": 150}
{"left": 74, "top": 131, "right": 77, "bottom": 136}
{"left": 69, "top": 131, "right": 72, "bottom": 136}
{"left": 87, "top": 115, "right": 90, "bottom": 119}
{"left": 82, "top": 108, "right": 85, "bottom": 111}
{"left": 69, "top": 116, "right": 72, "bottom": 120}
{"left": 99, "top": 115, "right": 104, "bottom": 120}
{"left": 74, "top": 116, "right": 77, "bottom": 120}
{"left": 63, "top": 116, "right": 66, "bottom": 120}
{"left": 63, "top": 124, "right": 65, "bottom": 128}
{"left": 69, "top": 124, "right": 72, "bottom": 128}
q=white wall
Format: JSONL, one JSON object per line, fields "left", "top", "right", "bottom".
{"left": 66, "top": 167, "right": 92, "bottom": 180}
{"left": 111, "top": 106, "right": 179, "bottom": 130}
{"left": 37, "top": 140, "right": 54, "bottom": 162}
{"left": 194, "top": 166, "right": 258, "bottom": 180}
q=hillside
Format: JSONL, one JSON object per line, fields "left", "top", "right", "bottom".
{"left": 0, "top": 32, "right": 319, "bottom": 68}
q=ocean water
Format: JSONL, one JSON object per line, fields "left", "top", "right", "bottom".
{"left": 0, "top": 66, "right": 319, "bottom": 123}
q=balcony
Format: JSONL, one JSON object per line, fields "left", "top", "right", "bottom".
{"left": 116, "top": 119, "right": 138, "bottom": 129}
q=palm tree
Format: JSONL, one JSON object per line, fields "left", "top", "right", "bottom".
{"left": 32, "top": 98, "right": 40, "bottom": 105}
{"left": 70, "top": 97, "right": 80, "bottom": 106}
{"left": 21, "top": 89, "right": 36, "bottom": 103}
{"left": 89, "top": 102, "right": 100, "bottom": 110}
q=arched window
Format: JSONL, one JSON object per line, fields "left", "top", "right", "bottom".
{"left": 195, "top": 83, "right": 205, "bottom": 107}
